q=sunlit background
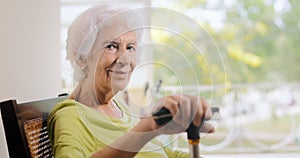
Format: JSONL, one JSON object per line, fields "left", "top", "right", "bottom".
{"left": 59, "top": 0, "right": 300, "bottom": 156}
{"left": 1, "top": 0, "right": 299, "bottom": 157}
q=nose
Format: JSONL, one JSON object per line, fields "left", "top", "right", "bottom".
{"left": 116, "top": 47, "right": 133, "bottom": 67}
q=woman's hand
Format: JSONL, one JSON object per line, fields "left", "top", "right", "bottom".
{"left": 150, "top": 95, "right": 215, "bottom": 135}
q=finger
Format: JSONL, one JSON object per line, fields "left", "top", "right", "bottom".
{"left": 168, "top": 95, "right": 187, "bottom": 117}
{"left": 180, "top": 94, "right": 203, "bottom": 126}
{"left": 168, "top": 94, "right": 182, "bottom": 102}
{"left": 200, "top": 122, "right": 215, "bottom": 133}
{"left": 178, "top": 96, "right": 192, "bottom": 127}
{"left": 192, "top": 97, "right": 213, "bottom": 126}
{"left": 201, "top": 98, "right": 213, "bottom": 120}
{"left": 192, "top": 96, "right": 203, "bottom": 126}
{"left": 170, "top": 95, "right": 192, "bottom": 127}
{"left": 163, "top": 97, "right": 179, "bottom": 117}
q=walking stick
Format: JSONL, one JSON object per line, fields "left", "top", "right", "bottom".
{"left": 153, "top": 107, "right": 219, "bottom": 158}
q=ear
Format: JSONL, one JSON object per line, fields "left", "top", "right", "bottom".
{"left": 76, "top": 56, "right": 88, "bottom": 71}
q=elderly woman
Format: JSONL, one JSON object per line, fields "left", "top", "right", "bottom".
{"left": 48, "top": 3, "right": 214, "bottom": 158}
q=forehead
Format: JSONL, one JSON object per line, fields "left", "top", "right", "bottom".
{"left": 114, "top": 32, "right": 137, "bottom": 42}
{"left": 98, "top": 28, "right": 138, "bottom": 44}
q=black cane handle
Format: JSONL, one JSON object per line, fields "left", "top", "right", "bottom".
{"left": 152, "top": 107, "right": 172, "bottom": 126}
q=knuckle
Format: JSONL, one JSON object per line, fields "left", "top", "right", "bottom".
{"left": 201, "top": 98, "right": 207, "bottom": 106}
{"left": 169, "top": 100, "right": 178, "bottom": 108}
{"left": 181, "top": 96, "right": 191, "bottom": 105}
{"left": 198, "top": 107, "right": 204, "bottom": 116}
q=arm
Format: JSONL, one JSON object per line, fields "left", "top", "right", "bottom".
{"left": 50, "top": 107, "right": 160, "bottom": 158}
{"left": 92, "top": 95, "right": 214, "bottom": 158}
{"left": 91, "top": 117, "right": 159, "bottom": 158}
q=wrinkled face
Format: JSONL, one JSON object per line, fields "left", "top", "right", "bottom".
{"left": 91, "top": 31, "right": 137, "bottom": 95}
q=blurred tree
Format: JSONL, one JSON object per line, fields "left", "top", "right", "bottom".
{"left": 151, "top": 0, "right": 300, "bottom": 85}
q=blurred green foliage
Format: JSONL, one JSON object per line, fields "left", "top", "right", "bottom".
{"left": 151, "top": 0, "right": 300, "bottom": 85}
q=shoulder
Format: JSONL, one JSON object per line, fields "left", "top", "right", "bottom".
{"left": 47, "top": 99, "right": 82, "bottom": 130}
{"left": 49, "top": 99, "right": 79, "bottom": 117}
{"left": 47, "top": 99, "right": 96, "bottom": 157}
{"left": 52, "top": 99, "right": 77, "bottom": 111}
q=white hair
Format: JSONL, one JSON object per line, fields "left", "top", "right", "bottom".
{"left": 66, "top": 2, "right": 145, "bottom": 81}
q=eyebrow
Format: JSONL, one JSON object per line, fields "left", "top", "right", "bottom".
{"left": 127, "top": 41, "right": 137, "bottom": 45}
{"left": 103, "top": 40, "right": 137, "bottom": 45}
{"left": 103, "top": 40, "right": 120, "bottom": 45}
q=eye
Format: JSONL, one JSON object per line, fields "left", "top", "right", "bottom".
{"left": 105, "top": 44, "right": 118, "bottom": 50}
{"left": 126, "top": 45, "right": 136, "bottom": 52}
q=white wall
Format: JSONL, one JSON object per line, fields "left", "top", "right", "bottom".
{"left": 0, "top": 0, "right": 61, "bottom": 157}
{"left": 0, "top": 0, "right": 61, "bottom": 103}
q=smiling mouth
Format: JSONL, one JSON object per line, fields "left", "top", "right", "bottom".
{"left": 106, "top": 69, "right": 131, "bottom": 75}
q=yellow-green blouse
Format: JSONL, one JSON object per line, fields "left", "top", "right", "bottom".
{"left": 47, "top": 99, "right": 189, "bottom": 158}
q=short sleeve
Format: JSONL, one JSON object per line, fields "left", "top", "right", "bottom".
{"left": 48, "top": 105, "right": 95, "bottom": 158}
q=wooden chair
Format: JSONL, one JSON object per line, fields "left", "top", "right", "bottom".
{"left": 0, "top": 94, "right": 68, "bottom": 158}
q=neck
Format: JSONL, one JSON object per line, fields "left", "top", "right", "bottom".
{"left": 72, "top": 79, "right": 114, "bottom": 107}
{"left": 96, "top": 86, "right": 115, "bottom": 104}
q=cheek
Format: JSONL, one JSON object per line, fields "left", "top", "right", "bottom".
{"left": 132, "top": 61, "right": 136, "bottom": 69}
{"left": 95, "top": 63, "right": 105, "bottom": 76}
{"left": 131, "top": 54, "right": 137, "bottom": 67}
{"left": 96, "top": 54, "right": 114, "bottom": 70}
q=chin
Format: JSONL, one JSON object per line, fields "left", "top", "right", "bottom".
{"left": 111, "top": 74, "right": 131, "bottom": 92}
{"left": 111, "top": 81, "right": 129, "bottom": 93}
